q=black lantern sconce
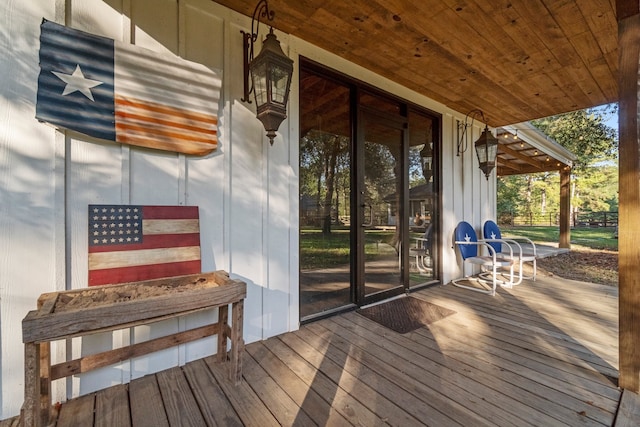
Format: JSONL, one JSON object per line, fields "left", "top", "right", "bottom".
{"left": 241, "top": 0, "right": 294, "bottom": 145}
{"left": 420, "top": 142, "right": 433, "bottom": 183}
{"left": 457, "top": 109, "right": 499, "bottom": 180}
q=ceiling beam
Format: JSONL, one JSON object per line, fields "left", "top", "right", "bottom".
{"left": 498, "top": 143, "right": 546, "bottom": 169}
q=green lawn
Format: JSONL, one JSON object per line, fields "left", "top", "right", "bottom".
{"left": 300, "top": 227, "right": 401, "bottom": 270}
{"left": 301, "top": 225, "right": 618, "bottom": 271}
{"left": 502, "top": 225, "right": 618, "bottom": 251}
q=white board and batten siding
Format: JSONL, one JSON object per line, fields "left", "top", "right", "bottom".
{"left": 0, "top": 0, "right": 495, "bottom": 418}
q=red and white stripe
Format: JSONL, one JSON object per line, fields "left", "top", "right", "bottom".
{"left": 113, "top": 42, "right": 221, "bottom": 155}
{"left": 88, "top": 205, "right": 201, "bottom": 286}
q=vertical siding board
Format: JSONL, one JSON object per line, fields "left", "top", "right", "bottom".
{"left": 65, "top": 0, "right": 130, "bottom": 397}
{"left": 128, "top": 0, "right": 182, "bottom": 378}
{"left": 287, "top": 42, "right": 301, "bottom": 329}
{"left": 264, "top": 32, "right": 294, "bottom": 339}
{"left": 180, "top": 0, "right": 225, "bottom": 363}
{"left": 228, "top": 20, "right": 266, "bottom": 344}
{"left": 70, "top": 0, "right": 126, "bottom": 40}
{"left": 441, "top": 114, "right": 458, "bottom": 284}
{"left": 131, "top": 0, "right": 178, "bottom": 54}
{"left": 67, "top": 138, "right": 125, "bottom": 395}
{"left": 0, "top": 0, "right": 57, "bottom": 415}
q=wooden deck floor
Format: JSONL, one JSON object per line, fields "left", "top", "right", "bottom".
{"left": 5, "top": 275, "right": 639, "bottom": 426}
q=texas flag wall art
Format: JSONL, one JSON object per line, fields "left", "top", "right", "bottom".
{"left": 35, "top": 19, "right": 222, "bottom": 155}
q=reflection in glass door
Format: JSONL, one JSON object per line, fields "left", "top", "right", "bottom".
{"left": 408, "top": 110, "right": 437, "bottom": 288}
{"left": 359, "top": 112, "right": 406, "bottom": 303}
{"left": 299, "top": 60, "right": 441, "bottom": 321}
{"left": 299, "top": 68, "right": 353, "bottom": 320}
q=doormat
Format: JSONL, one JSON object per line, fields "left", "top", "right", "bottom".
{"left": 357, "top": 297, "right": 456, "bottom": 334}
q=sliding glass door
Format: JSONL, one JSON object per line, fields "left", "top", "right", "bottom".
{"left": 299, "top": 60, "right": 440, "bottom": 321}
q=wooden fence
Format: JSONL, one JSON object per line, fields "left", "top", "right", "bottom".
{"left": 498, "top": 211, "right": 618, "bottom": 227}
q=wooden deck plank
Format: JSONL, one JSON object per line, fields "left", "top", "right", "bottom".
{"left": 427, "top": 300, "right": 619, "bottom": 379}
{"left": 417, "top": 307, "right": 620, "bottom": 406}
{"left": 446, "top": 284, "right": 618, "bottom": 361}
{"left": 56, "top": 393, "right": 95, "bottom": 427}
{"left": 156, "top": 366, "right": 206, "bottom": 427}
{"left": 0, "top": 418, "right": 19, "bottom": 427}
{"left": 423, "top": 286, "right": 619, "bottom": 366}
{"left": 273, "top": 332, "right": 427, "bottom": 426}
{"left": 129, "top": 374, "right": 170, "bottom": 427}
{"left": 299, "top": 321, "right": 495, "bottom": 426}
{"left": 335, "top": 308, "right": 615, "bottom": 424}
{"left": 417, "top": 287, "right": 620, "bottom": 386}
{"left": 203, "top": 357, "right": 280, "bottom": 427}
{"left": 95, "top": 384, "right": 130, "bottom": 427}
{"left": 414, "top": 291, "right": 620, "bottom": 387}
{"left": 7, "top": 274, "right": 632, "bottom": 427}
{"left": 0, "top": 418, "right": 18, "bottom": 427}
{"left": 615, "top": 389, "right": 640, "bottom": 426}
{"left": 319, "top": 315, "right": 559, "bottom": 427}
{"left": 182, "top": 359, "right": 244, "bottom": 426}
{"left": 246, "top": 342, "right": 357, "bottom": 426}
{"left": 431, "top": 284, "right": 619, "bottom": 355}
{"left": 406, "top": 315, "right": 618, "bottom": 425}
{"left": 240, "top": 348, "right": 317, "bottom": 426}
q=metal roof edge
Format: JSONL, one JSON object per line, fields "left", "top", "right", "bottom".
{"left": 501, "top": 122, "right": 577, "bottom": 167}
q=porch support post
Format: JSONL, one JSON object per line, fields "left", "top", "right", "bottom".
{"left": 558, "top": 169, "right": 571, "bottom": 249}
{"left": 617, "top": 0, "right": 640, "bottom": 392}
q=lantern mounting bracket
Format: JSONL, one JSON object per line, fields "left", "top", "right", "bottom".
{"left": 457, "top": 109, "right": 499, "bottom": 180}
{"left": 241, "top": 0, "right": 275, "bottom": 103}
{"left": 456, "top": 109, "right": 486, "bottom": 156}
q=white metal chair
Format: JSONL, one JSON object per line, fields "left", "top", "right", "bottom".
{"left": 409, "top": 223, "right": 433, "bottom": 274}
{"left": 483, "top": 220, "right": 537, "bottom": 281}
{"left": 452, "top": 221, "right": 516, "bottom": 296}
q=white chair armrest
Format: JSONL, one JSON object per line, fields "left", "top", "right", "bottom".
{"left": 505, "top": 236, "right": 537, "bottom": 256}
{"left": 455, "top": 240, "right": 501, "bottom": 263}
{"left": 480, "top": 238, "right": 516, "bottom": 257}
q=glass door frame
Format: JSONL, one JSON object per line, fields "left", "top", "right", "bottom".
{"left": 354, "top": 105, "right": 410, "bottom": 307}
{"left": 298, "top": 58, "right": 442, "bottom": 322}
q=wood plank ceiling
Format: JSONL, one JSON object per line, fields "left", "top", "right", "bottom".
{"left": 214, "top": 0, "right": 617, "bottom": 174}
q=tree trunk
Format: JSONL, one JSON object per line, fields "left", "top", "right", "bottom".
{"left": 322, "top": 137, "right": 340, "bottom": 235}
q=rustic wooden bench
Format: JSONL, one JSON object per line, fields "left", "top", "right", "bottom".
{"left": 21, "top": 271, "right": 246, "bottom": 427}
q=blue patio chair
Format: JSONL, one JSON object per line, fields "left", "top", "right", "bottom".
{"left": 483, "top": 220, "right": 537, "bottom": 281}
{"left": 452, "top": 221, "right": 516, "bottom": 296}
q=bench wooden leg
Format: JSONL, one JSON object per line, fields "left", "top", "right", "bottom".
{"left": 217, "top": 304, "right": 228, "bottom": 363}
{"left": 230, "top": 300, "right": 244, "bottom": 385}
{"left": 24, "top": 342, "right": 50, "bottom": 427}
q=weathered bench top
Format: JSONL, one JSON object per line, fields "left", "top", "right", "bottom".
{"left": 23, "top": 270, "right": 246, "bottom": 343}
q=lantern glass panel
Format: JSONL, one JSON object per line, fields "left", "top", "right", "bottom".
{"left": 270, "top": 63, "right": 290, "bottom": 105}
{"left": 475, "top": 142, "right": 487, "bottom": 163}
{"left": 487, "top": 141, "right": 498, "bottom": 162}
{"left": 252, "top": 62, "right": 268, "bottom": 106}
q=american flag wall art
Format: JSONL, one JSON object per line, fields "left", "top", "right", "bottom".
{"left": 36, "top": 19, "right": 222, "bottom": 156}
{"left": 88, "top": 205, "right": 201, "bottom": 286}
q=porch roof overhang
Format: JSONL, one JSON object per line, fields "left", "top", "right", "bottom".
{"left": 496, "top": 122, "right": 577, "bottom": 176}
{"left": 213, "top": 0, "right": 618, "bottom": 128}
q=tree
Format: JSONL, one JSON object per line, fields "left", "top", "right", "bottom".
{"left": 498, "top": 104, "right": 619, "bottom": 221}
{"left": 531, "top": 104, "right": 618, "bottom": 173}
{"left": 300, "top": 131, "right": 349, "bottom": 234}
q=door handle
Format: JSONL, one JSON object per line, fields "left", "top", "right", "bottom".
{"left": 361, "top": 203, "right": 373, "bottom": 227}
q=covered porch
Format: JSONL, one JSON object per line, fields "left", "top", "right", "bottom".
{"left": 5, "top": 276, "right": 638, "bottom": 426}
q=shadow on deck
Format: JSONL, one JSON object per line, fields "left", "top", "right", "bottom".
{"left": 4, "top": 275, "right": 640, "bottom": 426}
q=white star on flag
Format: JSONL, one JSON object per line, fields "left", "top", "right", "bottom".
{"left": 464, "top": 233, "right": 471, "bottom": 242}
{"left": 490, "top": 232, "right": 497, "bottom": 239}
{"left": 52, "top": 64, "right": 103, "bottom": 101}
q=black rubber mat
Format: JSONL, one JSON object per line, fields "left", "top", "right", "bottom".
{"left": 357, "top": 297, "right": 456, "bottom": 334}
